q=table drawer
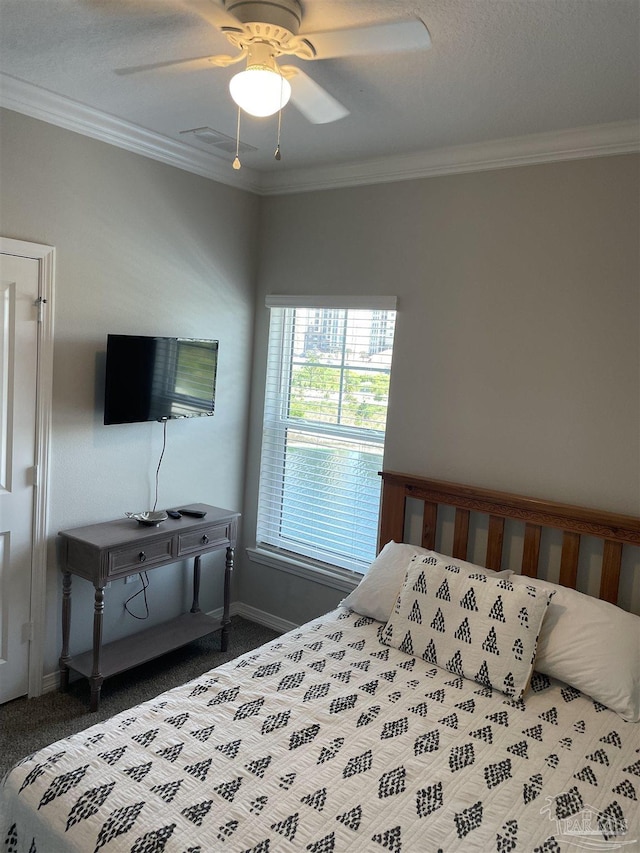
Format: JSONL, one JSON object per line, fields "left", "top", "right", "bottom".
{"left": 178, "top": 523, "right": 232, "bottom": 555}
{"left": 108, "top": 537, "right": 174, "bottom": 576}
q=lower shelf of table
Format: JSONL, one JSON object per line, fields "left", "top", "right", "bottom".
{"left": 65, "top": 611, "right": 222, "bottom": 680}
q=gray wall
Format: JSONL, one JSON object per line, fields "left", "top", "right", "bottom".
{"left": 1, "top": 107, "right": 638, "bottom": 678}
{"left": 240, "top": 154, "right": 640, "bottom": 620}
{"left": 1, "top": 109, "right": 260, "bottom": 673}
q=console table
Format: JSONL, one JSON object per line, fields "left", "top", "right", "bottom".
{"left": 58, "top": 504, "right": 239, "bottom": 711}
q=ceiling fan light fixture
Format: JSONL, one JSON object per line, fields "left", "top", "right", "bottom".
{"left": 230, "top": 65, "right": 291, "bottom": 117}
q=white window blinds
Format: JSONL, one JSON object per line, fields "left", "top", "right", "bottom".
{"left": 257, "top": 297, "right": 397, "bottom": 573}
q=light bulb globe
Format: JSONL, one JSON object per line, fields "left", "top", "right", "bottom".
{"left": 229, "top": 67, "right": 292, "bottom": 118}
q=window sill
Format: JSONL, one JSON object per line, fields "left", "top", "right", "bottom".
{"left": 246, "top": 546, "right": 362, "bottom": 594}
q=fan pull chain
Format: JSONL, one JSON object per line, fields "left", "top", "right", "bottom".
{"left": 274, "top": 107, "right": 283, "bottom": 161}
{"left": 233, "top": 106, "right": 242, "bottom": 170}
{"left": 274, "top": 73, "right": 284, "bottom": 161}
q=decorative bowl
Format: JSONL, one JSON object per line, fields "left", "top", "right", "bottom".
{"left": 132, "top": 511, "right": 168, "bottom": 526}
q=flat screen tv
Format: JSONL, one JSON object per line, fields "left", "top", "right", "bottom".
{"left": 104, "top": 334, "right": 218, "bottom": 425}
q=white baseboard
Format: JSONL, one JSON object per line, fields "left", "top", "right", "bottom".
{"left": 231, "top": 602, "right": 299, "bottom": 635}
{"left": 39, "top": 601, "right": 299, "bottom": 695}
{"left": 42, "top": 670, "right": 60, "bottom": 694}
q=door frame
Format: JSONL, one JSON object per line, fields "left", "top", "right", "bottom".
{"left": 1, "top": 236, "right": 55, "bottom": 697}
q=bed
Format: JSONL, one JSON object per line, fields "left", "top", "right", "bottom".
{"left": 2, "top": 472, "right": 639, "bottom": 852}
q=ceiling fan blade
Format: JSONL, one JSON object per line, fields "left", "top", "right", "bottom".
{"left": 283, "top": 67, "right": 349, "bottom": 124}
{"left": 115, "top": 56, "right": 216, "bottom": 75}
{"left": 114, "top": 53, "right": 239, "bottom": 75}
{"left": 301, "top": 18, "right": 431, "bottom": 60}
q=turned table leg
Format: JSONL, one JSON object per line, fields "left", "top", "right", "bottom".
{"left": 89, "top": 585, "right": 105, "bottom": 712}
{"left": 190, "top": 555, "right": 202, "bottom": 613}
{"left": 59, "top": 571, "right": 72, "bottom": 691}
{"left": 221, "top": 545, "right": 234, "bottom": 652}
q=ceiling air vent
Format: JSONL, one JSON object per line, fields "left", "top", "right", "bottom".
{"left": 180, "top": 127, "right": 257, "bottom": 154}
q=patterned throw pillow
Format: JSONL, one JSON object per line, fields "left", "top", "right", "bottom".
{"left": 380, "top": 555, "right": 553, "bottom": 698}
{"left": 340, "top": 542, "right": 513, "bottom": 623}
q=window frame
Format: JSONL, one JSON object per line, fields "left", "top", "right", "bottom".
{"left": 256, "top": 295, "right": 397, "bottom": 578}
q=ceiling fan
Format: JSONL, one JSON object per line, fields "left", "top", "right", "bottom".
{"left": 117, "top": 0, "right": 432, "bottom": 125}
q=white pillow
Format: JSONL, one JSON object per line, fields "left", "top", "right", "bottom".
{"left": 510, "top": 575, "right": 640, "bottom": 722}
{"left": 340, "top": 541, "right": 512, "bottom": 624}
{"left": 381, "top": 558, "right": 552, "bottom": 698}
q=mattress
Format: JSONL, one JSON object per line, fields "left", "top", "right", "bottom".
{"left": 1, "top": 607, "right": 638, "bottom": 852}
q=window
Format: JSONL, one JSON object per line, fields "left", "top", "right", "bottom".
{"left": 256, "top": 296, "right": 397, "bottom": 574}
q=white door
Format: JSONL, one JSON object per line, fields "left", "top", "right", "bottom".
{"left": 0, "top": 250, "right": 45, "bottom": 703}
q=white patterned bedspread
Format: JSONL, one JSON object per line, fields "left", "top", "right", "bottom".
{"left": 2, "top": 608, "right": 639, "bottom": 852}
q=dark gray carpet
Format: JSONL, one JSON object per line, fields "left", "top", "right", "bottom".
{"left": 0, "top": 616, "right": 280, "bottom": 779}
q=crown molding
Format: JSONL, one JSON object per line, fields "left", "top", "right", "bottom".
{"left": 0, "top": 74, "right": 262, "bottom": 194}
{"left": 259, "top": 120, "right": 640, "bottom": 195}
{"left": 1, "top": 73, "right": 638, "bottom": 197}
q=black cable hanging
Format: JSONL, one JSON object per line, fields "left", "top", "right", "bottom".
{"left": 125, "top": 417, "right": 167, "bottom": 621}
{"left": 124, "top": 571, "right": 150, "bottom": 620}
{"left": 152, "top": 418, "right": 168, "bottom": 512}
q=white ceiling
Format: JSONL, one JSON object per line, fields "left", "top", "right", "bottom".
{"left": 1, "top": 0, "right": 638, "bottom": 193}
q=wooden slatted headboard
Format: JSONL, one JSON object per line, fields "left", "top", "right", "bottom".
{"left": 379, "top": 471, "right": 640, "bottom": 605}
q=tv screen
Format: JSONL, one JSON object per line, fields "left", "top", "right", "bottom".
{"left": 104, "top": 335, "right": 218, "bottom": 425}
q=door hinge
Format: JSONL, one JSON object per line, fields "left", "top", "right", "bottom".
{"left": 22, "top": 622, "right": 34, "bottom": 643}
{"left": 29, "top": 465, "right": 39, "bottom": 486}
{"left": 34, "top": 295, "right": 47, "bottom": 323}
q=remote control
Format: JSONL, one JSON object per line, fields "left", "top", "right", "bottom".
{"left": 166, "top": 510, "right": 182, "bottom": 519}
{"left": 177, "top": 508, "right": 207, "bottom": 518}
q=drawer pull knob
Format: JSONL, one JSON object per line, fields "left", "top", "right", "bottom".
{"left": 138, "top": 551, "right": 147, "bottom": 562}
{"left": 201, "top": 534, "right": 209, "bottom": 545}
